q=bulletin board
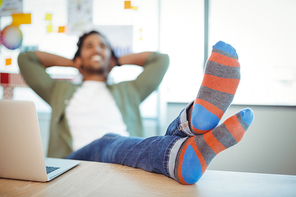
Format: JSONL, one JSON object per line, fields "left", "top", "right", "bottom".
{"left": 0, "top": 0, "right": 159, "bottom": 102}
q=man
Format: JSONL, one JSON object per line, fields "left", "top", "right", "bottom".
{"left": 18, "top": 30, "right": 169, "bottom": 158}
{"left": 19, "top": 32, "right": 254, "bottom": 185}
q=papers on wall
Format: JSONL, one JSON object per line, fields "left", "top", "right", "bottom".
{"left": 67, "top": 0, "right": 93, "bottom": 35}
{"left": 0, "top": 0, "right": 23, "bottom": 16}
{"left": 93, "top": 25, "right": 133, "bottom": 58}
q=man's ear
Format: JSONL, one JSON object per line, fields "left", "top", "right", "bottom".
{"left": 108, "top": 57, "right": 117, "bottom": 73}
{"left": 74, "top": 57, "right": 82, "bottom": 68}
{"left": 74, "top": 57, "right": 83, "bottom": 74}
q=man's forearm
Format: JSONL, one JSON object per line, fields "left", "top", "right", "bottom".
{"left": 118, "top": 52, "right": 152, "bottom": 67}
{"left": 34, "top": 51, "right": 74, "bottom": 68}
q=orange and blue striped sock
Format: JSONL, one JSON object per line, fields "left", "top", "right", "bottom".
{"left": 171, "top": 108, "right": 254, "bottom": 185}
{"left": 190, "top": 41, "right": 240, "bottom": 134}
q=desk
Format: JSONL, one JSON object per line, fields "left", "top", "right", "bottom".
{"left": 0, "top": 161, "right": 296, "bottom": 197}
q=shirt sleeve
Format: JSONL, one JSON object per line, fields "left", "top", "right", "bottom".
{"left": 17, "top": 51, "right": 55, "bottom": 105}
{"left": 131, "top": 52, "right": 170, "bottom": 102}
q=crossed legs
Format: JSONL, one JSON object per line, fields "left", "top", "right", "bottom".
{"left": 66, "top": 41, "right": 254, "bottom": 185}
{"left": 168, "top": 41, "right": 254, "bottom": 184}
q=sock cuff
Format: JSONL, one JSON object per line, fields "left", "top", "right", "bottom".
{"left": 168, "top": 137, "right": 188, "bottom": 180}
{"left": 179, "top": 101, "right": 196, "bottom": 136}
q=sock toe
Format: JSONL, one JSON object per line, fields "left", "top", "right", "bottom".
{"left": 239, "top": 108, "right": 254, "bottom": 126}
{"left": 213, "top": 41, "right": 238, "bottom": 57}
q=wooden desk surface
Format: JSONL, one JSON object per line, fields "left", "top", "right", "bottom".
{"left": 1, "top": 161, "right": 296, "bottom": 197}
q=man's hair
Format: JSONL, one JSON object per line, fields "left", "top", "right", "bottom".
{"left": 73, "top": 30, "right": 117, "bottom": 61}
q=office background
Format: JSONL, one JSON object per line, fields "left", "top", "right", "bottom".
{"left": 1, "top": 0, "right": 295, "bottom": 176}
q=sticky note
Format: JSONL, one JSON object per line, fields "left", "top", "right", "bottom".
{"left": 124, "top": 1, "right": 132, "bottom": 9}
{"left": 45, "top": 13, "right": 52, "bottom": 21}
{"left": 132, "top": 6, "right": 138, "bottom": 10}
{"left": 5, "top": 58, "right": 12, "bottom": 66}
{"left": 47, "top": 24, "right": 53, "bottom": 33}
{"left": 11, "top": 13, "right": 31, "bottom": 26}
{"left": 58, "top": 26, "right": 65, "bottom": 33}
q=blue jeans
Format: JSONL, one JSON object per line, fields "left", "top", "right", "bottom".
{"left": 66, "top": 102, "right": 194, "bottom": 180}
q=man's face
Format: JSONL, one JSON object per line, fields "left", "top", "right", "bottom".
{"left": 78, "top": 33, "right": 113, "bottom": 75}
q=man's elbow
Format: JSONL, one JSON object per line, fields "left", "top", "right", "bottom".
{"left": 159, "top": 53, "right": 170, "bottom": 69}
{"left": 17, "top": 52, "right": 27, "bottom": 68}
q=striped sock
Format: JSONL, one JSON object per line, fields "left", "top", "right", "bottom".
{"left": 172, "top": 108, "right": 254, "bottom": 185}
{"left": 191, "top": 41, "right": 240, "bottom": 134}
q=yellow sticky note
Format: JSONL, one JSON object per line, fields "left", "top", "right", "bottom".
{"left": 132, "top": 6, "right": 138, "bottom": 10}
{"left": 11, "top": 13, "right": 31, "bottom": 26}
{"left": 124, "top": 1, "right": 132, "bottom": 9}
{"left": 47, "top": 24, "right": 53, "bottom": 33}
{"left": 45, "top": 13, "right": 52, "bottom": 21}
{"left": 5, "top": 58, "right": 12, "bottom": 66}
{"left": 58, "top": 26, "right": 65, "bottom": 33}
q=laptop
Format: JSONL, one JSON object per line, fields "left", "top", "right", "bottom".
{"left": 0, "top": 100, "right": 80, "bottom": 182}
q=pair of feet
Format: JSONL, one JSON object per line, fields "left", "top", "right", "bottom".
{"left": 171, "top": 41, "right": 254, "bottom": 185}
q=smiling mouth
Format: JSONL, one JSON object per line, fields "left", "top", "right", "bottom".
{"left": 91, "top": 55, "right": 102, "bottom": 62}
